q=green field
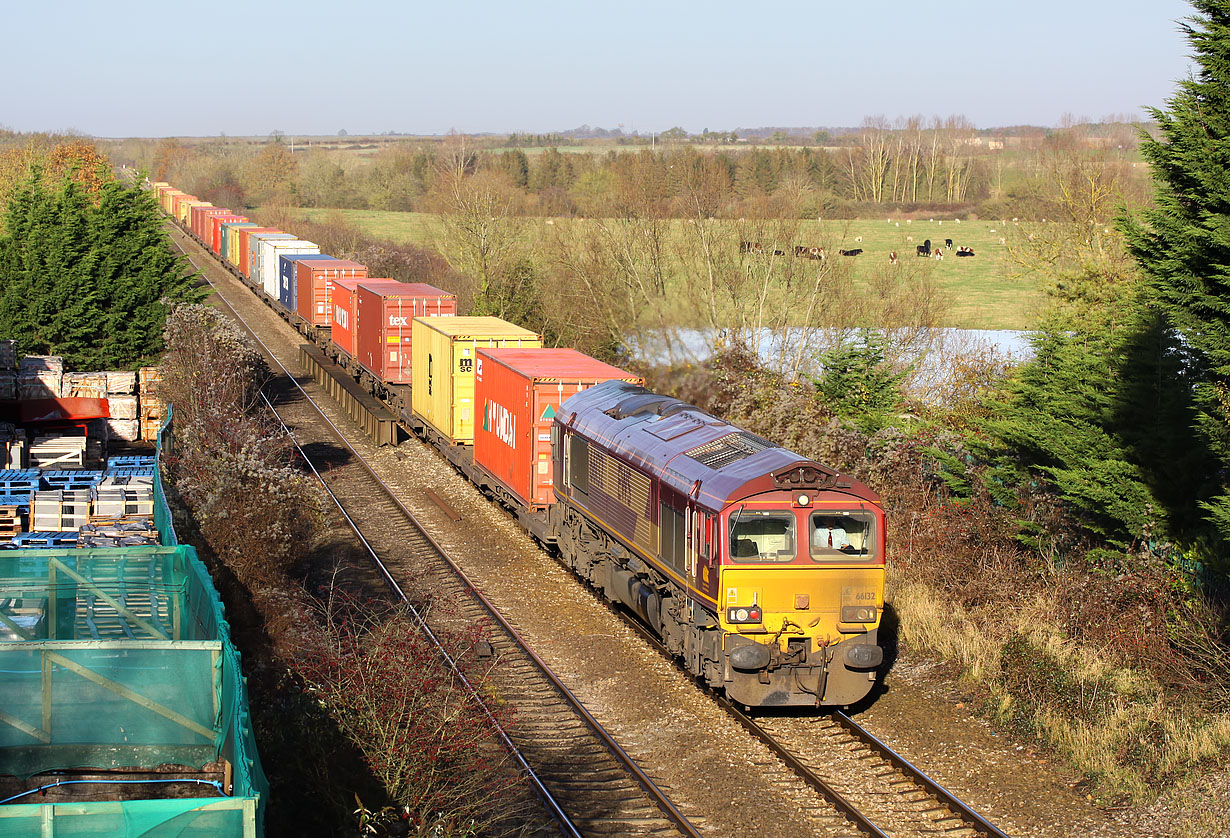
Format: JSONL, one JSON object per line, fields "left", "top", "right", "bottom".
{"left": 286, "top": 208, "right": 1045, "bottom": 330}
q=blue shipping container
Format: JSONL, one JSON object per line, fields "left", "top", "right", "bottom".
{"left": 279, "top": 254, "right": 337, "bottom": 313}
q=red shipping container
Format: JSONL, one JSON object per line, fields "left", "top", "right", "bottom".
{"left": 355, "top": 281, "right": 457, "bottom": 383}
{"left": 474, "top": 348, "right": 644, "bottom": 510}
{"left": 237, "top": 228, "right": 281, "bottom": 279}
{"left": 330, "top": 278, "right": 363, "bottom": 359}
{"left": 210, "top": 214, "right": 247, "bottom": 254}
{"left": 296, "top": 259, "right": 367, "bottom": 326}
{"left": 195, "top": 207, "right": 228, "bottom": 241}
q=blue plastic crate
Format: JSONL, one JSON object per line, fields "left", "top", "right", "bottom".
{"left": 0, "top": 469, "right": 40, "bottom": 493}
{"left": 40, "top": 470, "right": 103, "bottom": 490}
{"left": 106, "top": 456, "right": 157, "bottom": 470}
{"left": 10, "top": 532, "right": 80, "bottom": 548}
{"left": 103, "top": 467, "right": 156, "bottom": 478}
{"left": 0, "top": 494, "right": 31, "bottom": 510}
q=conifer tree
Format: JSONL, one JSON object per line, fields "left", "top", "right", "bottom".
{"left": 1121, "top": 0, "right": 1230, "bottom": 544}
{"left": 0, "top": 164, "right": 199, "bottom": 368}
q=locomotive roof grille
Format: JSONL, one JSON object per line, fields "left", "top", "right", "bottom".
{"left": 684, "top": 432, "right": 774, "bottom": 469}
{"left": 605, "top": 391, "right": 705, "bottom": 420}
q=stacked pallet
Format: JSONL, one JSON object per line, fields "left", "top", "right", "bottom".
{"left": 62, "top": 372, "right": 108, "bottom": 398}
{"left": 100, "top": 369, "right": 140, "bottom": 443}
{"left": 30, "top": 436, "right": 87, "bottom": 469}
{"left": 0, "top": 504, "right": 20, "bottom": 543}
{"left": 42, "top": 470, "right": 103, "bottom": 491}
{"left": 0, "top": 470, "right": 40, "bottom": 496}
{"left": 0, "top": 423, "right": 28, "bottom": 469}
{"left": 17, "top": 356, "right": 63, "bottom": 399}
{"left": 30, "top": 489, "right": 91, "bottom": 532}
{"left": 138, "top": 367, "right": 164, "bottom": 441}
{"left": 92, "top": 484, "right": 154, "bottom": 519}
{"left": 78, "top": 518, "right": 158, "bottom": 548}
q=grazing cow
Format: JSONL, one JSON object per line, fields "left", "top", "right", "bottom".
{"left": 773, "top": 249, "right": 786, "bottom": 256}
{"left": 934, "top": 248, "right": 944, "bottom": 261}
{"left": 945, "top": 238, "right": 953, "bottom": 250}
{"left": 741, "top": 241, "right": 763, "bottom": 254}
{"left": 889, "top": 251, "right": 898, "bottom": 264}
{"left": 809, "top": 247, "right": 825, "bottom": 260}
{"left": 839, "top": 248, "right": 863, "bottom": 257}
{"left": 916, "top": 239, "right": 931, "bottom": 256}
{"left": 956, "top": 247, "right": 975, "bottom": 257}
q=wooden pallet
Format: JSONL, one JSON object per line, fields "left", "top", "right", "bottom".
{"left": 30, "top": 436, "right": 87, "bottom": 470}
{"left": 30, "top": 490, "right": 91, "bottom": 532}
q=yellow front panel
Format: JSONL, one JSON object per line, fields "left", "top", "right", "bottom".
{"left": 720, "top": 565, "right": 884, "bottom": 650}
{"left": 411, "top": 316, "right": 541, "bottom": 444}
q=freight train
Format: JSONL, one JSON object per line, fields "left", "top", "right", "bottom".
{"left": 152, "top": 182, "right": 886, "bottom": 708}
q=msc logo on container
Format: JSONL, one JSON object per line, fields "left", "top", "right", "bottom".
{"left": 334, "top": 306, "right": 348, "bottom": 330}
{"left": 483, "top": 400, "right": 516, "bottom": 449}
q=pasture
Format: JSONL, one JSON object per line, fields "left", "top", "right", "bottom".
{"left": 286, "top": 208, "right": 1045, "bottom": 330}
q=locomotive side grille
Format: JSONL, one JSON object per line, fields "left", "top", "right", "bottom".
{"left": 685, "top": 432, "right": 774, "bottom": 470}
{"left": 589, "top": 446, "right": 656, "bottom": 553}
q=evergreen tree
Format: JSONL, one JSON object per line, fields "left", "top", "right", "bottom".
{"left": 0, "top": 166, "right": 200, "bottom": 368}
{"left": 812, "top": 331, "right": 906, "bottom": 434}
{"left": 984, "top": 323, "right": 1165, "bottom": 545}
{"left": 1120, "top": 0, "right": 1230, "bottom": 546}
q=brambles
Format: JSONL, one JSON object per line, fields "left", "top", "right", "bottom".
{"left": 159, "top": 304, "right": 321, "bottom": 586}
{"left": 295, "top": 596, "right": 527, "bottom": 835}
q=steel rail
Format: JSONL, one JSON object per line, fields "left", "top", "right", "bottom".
{"left": 831, "top": 711, "right": 1012, "bottom": 838}
{"left": 166, "top": 226, "right": 704, "bottom": 838}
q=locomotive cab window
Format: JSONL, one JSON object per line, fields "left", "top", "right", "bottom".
{"left": 729, "top": 510, "right": 795, "bottom": 563}
{"left": 810, "top": 511, "right": 876, "bottom": 560}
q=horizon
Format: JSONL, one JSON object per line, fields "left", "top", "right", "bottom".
{"left": 4, "top": 1, "right": 1197, "bottom": 138}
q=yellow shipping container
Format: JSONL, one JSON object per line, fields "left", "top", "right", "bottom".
{"left": 161, "top": 190, "right": 183, "bottom": 214}
{"left": 176, "top": 199, "right": 206, "bottom": 224}
{"left": 412, "top": 316, "right": 542, "bottom": 444}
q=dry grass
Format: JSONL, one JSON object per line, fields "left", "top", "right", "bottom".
{"left": 889, "top": 563, "right": 1230, "bottom": 800}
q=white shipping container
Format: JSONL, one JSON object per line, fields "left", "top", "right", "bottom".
{"left": 258, "top": 239, "right": 318, "bottom": 300}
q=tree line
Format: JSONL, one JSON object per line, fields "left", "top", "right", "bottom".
{"left": 133, "top": 117, "right": 1149, "bottom": 222}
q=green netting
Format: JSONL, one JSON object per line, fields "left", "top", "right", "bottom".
{"left": 155, "top": 407, "right": 176, "bottom": 547}
{"left": 0, "top": 797, "right": 253, "bottom": 837}
{"left": 0, "top": 544, "right": 267, "bottom": 837}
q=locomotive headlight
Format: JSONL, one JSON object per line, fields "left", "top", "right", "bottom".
{"left": 727, "top": 605, "right": 763, "bottom": 624}
{"left": 841, "top": 605, "right": 877, "bottom": 623}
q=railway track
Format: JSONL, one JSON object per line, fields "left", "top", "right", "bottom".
{"left": 164, "top": 224, "right": 704, "bottom": 838}
{"left": 164, "top": 218, "right": 1014, "bottom": 838}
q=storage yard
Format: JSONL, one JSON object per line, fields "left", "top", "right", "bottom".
{"left": 0, "top": 364, "right": 265, "bottom": 835}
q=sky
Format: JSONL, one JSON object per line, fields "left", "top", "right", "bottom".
{"left": 2, "top": 0, "right": 1199, "bottom": 138}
